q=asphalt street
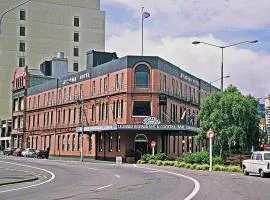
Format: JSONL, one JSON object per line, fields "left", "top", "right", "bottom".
{"left": 0, "top": 156, "right": 270, "bottom": 200}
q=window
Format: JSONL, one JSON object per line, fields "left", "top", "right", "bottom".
{"left": 72, "top": 135, "right": 75, "bottom": 151}
{"left": 19, "top": 41, "right": 25, "bottom": 52}
{"left": 37, "top": 114, "right": 40, "bottom": 127}
{"left": 68, "top": 87, "right": 71, "bottom": 100}
{"left": 121, "top": 72, "right": 124, "bottom": 89}
{"left": 62, "top": 109, "right": 65, "bottom": 124}
{"left": 20, "top": 10, "right": 26, "bottom": 20}
{"left": 135, "top": 64, "right": 149, "bottom": 88}
{"left": 74, "top": 47, "right": 79, "bottom": 57}
{"left": 116, "top": 133, "right": 120, "bottom": 152}
{"left": 19, "top": 56, "right": 25, "bottom": 67}
{"left": 109, "top": 133, "right": 113, "bottom": 152}
{"left": 67, "top": 135, "right": 70, "bottom": 151}
{"left": 99, "top": 79, "right": 102, "bottom": 94}
{"left": 73, "top": 62, "right": 78, "bottom": 72}
{"left": 99, "top": 134, "right": 103, "bottom": 152}
{"left": 89, "top": 134, "right": 92, "bottom": 151}
{"left": 104, "top": 77, "right": 108, "bottom": 93}
{"left": 115, "top": 74, "right": 119, "bottom": 90}
{"left": 132, "top": 101, "right": 151, "bottom": 116}
{"left": 92, "top": 81, "right": 95, "bottom": 95}
{"left": 20, "top": 26, "right": 25, "bottom": 36}
{"left": 74, "top": 32, "right": 79, "bottom": 42}
{"left": 91, "top": 105, "right": 95, "bottom": 121}
{"left": 74, "top": 16, "right": 79, "bottom": 27}
{"left": 68, "top": 109, "right": 71, "bottom": 123}
{"left": 62, "top": 135, "right": 65, "bottom": 150}
{"left": 73, "top": 108, "right": 76, "bottom": 123}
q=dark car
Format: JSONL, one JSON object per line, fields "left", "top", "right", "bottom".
{"left": 3, "top": 147, "right": 16, "bottom": 156}
{"left": 13, "top": 148, "right": 25, "bottom": 157}
{"left": 36, "top": 150, "right": 49, "bottom": 159}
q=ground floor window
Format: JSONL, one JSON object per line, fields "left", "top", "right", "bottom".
{"left": 116, "top": 133, "right": 120, "bottom": 152}
{"left": 109, "top": 133, "right": 113, "bottom": 152}
{"left": 99, "top": 134, "right": 103, "bottom": 152}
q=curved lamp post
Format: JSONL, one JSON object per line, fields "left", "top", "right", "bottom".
{"left": 210, "top": 75, "right": 230, "bottom": 93}
{"left": 192, "top": 40, "right": 258, "bottom": 92}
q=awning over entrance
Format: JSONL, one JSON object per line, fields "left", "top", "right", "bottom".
{"left": 76, "top": 124, "right": 199, "bottom": 133}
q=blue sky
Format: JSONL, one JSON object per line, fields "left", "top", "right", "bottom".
{"left": 101, "top": 0, "right": 270, "bottom": 99}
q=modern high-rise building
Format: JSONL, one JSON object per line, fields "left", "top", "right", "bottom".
{"left": 0, "top": 0, "right": 105, "bottom": 119}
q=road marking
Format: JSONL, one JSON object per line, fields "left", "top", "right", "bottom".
{"left": 143, "top": 170, "right": 159, "bottom": 173}
{"left": 0, "top": 161, "right": 55, "bottom": 194}
{"left": 86, "top": 167, "right": 99, "bottom": 171}
{"left": 134, "top": 165, "right": 200, "bottom": 200}
{"left": 96, "top": 184, "right": 112, "bottom": 190}
{"left": 114, "top": 174, "right": 120, "bottom": 178}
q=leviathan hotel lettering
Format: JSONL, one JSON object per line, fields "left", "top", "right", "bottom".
{"left": 117, "top": 124, "right": 185, "bottom": 129}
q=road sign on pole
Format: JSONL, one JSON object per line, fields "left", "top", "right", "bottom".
{"left": 206, "top": 128, "right": 215, "bottom": 171}
{"left": 151, "top": 141, "right": 156, "bottom": 156}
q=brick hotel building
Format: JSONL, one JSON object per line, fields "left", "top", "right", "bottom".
{"left": 11, "top": 51, "right": 216, "bottom": 160}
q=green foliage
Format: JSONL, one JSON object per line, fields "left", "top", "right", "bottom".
{"left": 140, "top": 153, "right": 168, "bottom": 163}
{"left": 156, "top": 160, "right": 163, "bottom": 166}
{"left": 125, "top": 149, "right": 135, "bottom": 157}
{"left": 213, "top": 156, "right": 223, "bottom": 165}
{"left": 197, "top": 85, "right": 260, "bottom": 157}
{"left": 213, "top": 164, "right": 226, "bottom": 171}
{"left": 148, "top": 159, "right": 156, "bottom": 164}
{"left": 179, "top": 162, "right": 186, "bottom": 168}
{"left": 178, "top": 151, "right": 209, "bottom": 164}
{"left": 195, "top": 164, "right": 204, "bottom": 170}
{"left": 201, "top": 164, "right": 210, "bottom": 170}
{"left": 226, "top": 165, "right": 242, "bottom": 172}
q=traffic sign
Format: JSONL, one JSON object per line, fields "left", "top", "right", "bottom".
{"left": 206, "top": 128, "right": 215, "bottom": 139}
{"left": 151, "top": 141, "right": 156, "bottom": 148}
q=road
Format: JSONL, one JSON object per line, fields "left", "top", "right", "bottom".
{"left": 0, "top": 156, "right": 270, "bottom": 200}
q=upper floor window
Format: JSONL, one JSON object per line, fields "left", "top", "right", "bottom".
{"left": 74, "top": 17, "right": 79, "bottom": 27}
{"left": 20, "top": 25, "right": 25, "bottom": 36}
{"left": 19, "top": 56, "right": 25, "bottom": 67}
{"left": 74, "top": 47, "right": 79, "bottom": 57}
{"left": 135, "top": 64, "right": 149, "bottom": 88}
{"left": 20, "top": 10, "right": 26, "bottom": 20}
{"left": 74, "top": 32, "right": 79, "bottom": 42}
{"left": 19, "top": 41, "right": 25, "bottom": 52}
{"left": 73, "top": 62, "right": 78, "bottom": 72}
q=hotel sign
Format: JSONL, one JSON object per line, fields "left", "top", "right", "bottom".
{"left": 117, "top": 124, "right": 198, "bottom": 132}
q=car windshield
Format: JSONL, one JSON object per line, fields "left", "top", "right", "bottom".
{"left": 264, "top": 153, "right": 270, "bottom": 160}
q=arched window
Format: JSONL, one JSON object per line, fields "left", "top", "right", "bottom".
{"left": 135, "top": 64, "right": 149, "bottom": 88}
{"left": 62, "top": 135, "right": 65, "bottom": 150}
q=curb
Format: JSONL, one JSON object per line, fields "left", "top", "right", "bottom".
{"left": 0, "top": 176, "right": 39, "bottom": 186}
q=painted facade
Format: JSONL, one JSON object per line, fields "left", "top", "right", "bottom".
{"left": 11, "top": 52, "right": 217, "bottom": 161}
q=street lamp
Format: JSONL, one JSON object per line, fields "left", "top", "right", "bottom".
{"left": 192, "top": 40, "right": 258, "bottom": 92}
{"left": 0, "top": 0, "right": 32, "bottom": 34}
{"left": 210, "top": 75, "right": 230, "bottom": 93}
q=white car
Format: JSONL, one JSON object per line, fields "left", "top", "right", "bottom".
{"left": 242, "top": 151, "right": 270, "bottom": 177}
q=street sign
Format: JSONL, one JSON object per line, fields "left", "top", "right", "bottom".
{"left": 206, "top": 128, "right": 215, "bottom": 139}
{"left": 151, "top": 141, "right": 156, "bottom": 148}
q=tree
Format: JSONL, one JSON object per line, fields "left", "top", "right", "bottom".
{"left": 197, "top": 85, "right": 260, "bottom": 157}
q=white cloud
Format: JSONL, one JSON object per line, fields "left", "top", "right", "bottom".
{"left": 105, "top": 28, "right": 270, "bottom": 97}
{"left": 103, "top": 0, "right": 270, "bottom": 32}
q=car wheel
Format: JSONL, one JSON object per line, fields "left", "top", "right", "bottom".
{"left": 243, "top": 168, "right": 249, "bottom": 176}
{"left": 260, "top": 169, "right": 265, "bottom": 178}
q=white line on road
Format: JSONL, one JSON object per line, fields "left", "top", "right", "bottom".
{"left": 96, "top": 184, "right": 112, "bottom": 190}
{"left": 134, "top": 165, "right": 200, "bottom": 200}
{"left": 114, "top": 174, "right": 120, "bottom": 178}
{"left": 143, "top": 170, "right": 159, "bottom": 173}
{"left": 86, "top": 167, "right": 99, "bottom": 171}
{"left": 0, "top": 160, "right": 55, "bottom": 194}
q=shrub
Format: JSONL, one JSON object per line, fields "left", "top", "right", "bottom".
{"left": 148, "top": 159, "right": 156, "bottom": 164}
{"left": 201, "top": 164, "right": 210, "bottom": 171}
{"left": 154, "top": 153, "right": 167, "bottom": 161}
{"left": 125, "top": 149, "right": 135, "bottom": 157}
{"left": 156, "top": 160, "right": 163, "bottom": 166}
{"left": 174, "top": 162, "right": 180, "bottom": 167}
{"left": 185, "top": 163, "right": 192, "bottom": 169}
{"left": 137, "top": 160, "right": 142, "bottom": 164}
{"left": 179, "top": 151, "right": 209, "bottom": 164}
{"left": 213, "top": 164, "right": 223, "bottom": 171}
{"left": 226, "top": 166, "right": 242, "bottom": 172}
{"left": 140, "top": 160, "right": 147, "bottom": 164}
{"left": 190, "top": 164, "right": 197, "bottom": 170}
{"left": 213, "top": 157, "right": 223, "bottom": 165}
{"left": 179, "top": 162, "right": 186, "bottom": 168}
{"left": 195, "top": 164, "right": 204, "bottom": 170}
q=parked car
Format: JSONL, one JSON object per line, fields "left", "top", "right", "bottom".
{"left": 22, "top": 148, "right": 37, "bottom": 157}
{"left": 13, "top": 148, "right": 25, "bottom": 157}
{"left": 242, "top": 151, "right": 270, "bottom": 177}
{"left": 36, "top": 150, "right": 49, "bottom": 159}
{"left": 3, "top": 147, "right": 16, "bottom": 156}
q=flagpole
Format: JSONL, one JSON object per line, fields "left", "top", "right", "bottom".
{"left": 141, "top": 6, "right": 144, "bottom": 56}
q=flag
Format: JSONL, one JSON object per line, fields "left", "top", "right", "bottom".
{"left": 181, "top": 109, "right": 187, "bottom": 120}
{"left": 142, "top": 11, "right": 150, "bottom": 20}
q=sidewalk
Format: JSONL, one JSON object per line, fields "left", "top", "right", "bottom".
{"left": 0, "top": 168, "right": 38, "bottom": 186}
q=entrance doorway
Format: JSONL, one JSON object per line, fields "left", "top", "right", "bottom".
{"left": 134, "top": 134, "right": 148, "bottom": 159}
